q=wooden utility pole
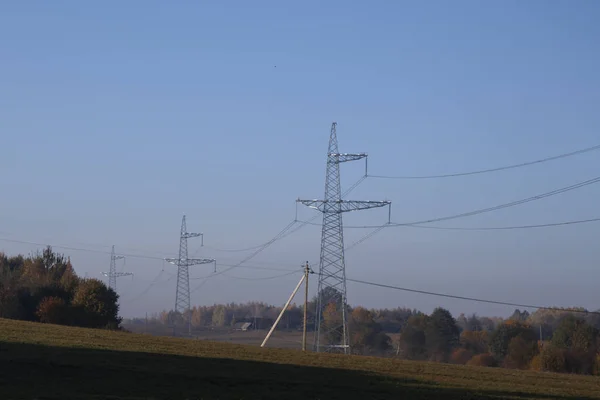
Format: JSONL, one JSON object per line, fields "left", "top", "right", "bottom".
{"left": 302, "top": 261, "right": 311, "bottom": 351}
{"left": 261, "top": 262, "right": 313, "bottom": 350}
{"left": 261, "top": 273, "right": 305, "bottom": 348}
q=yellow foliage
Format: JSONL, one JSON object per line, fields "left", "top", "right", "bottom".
{"left": 529, "top": 354, "right": 542, "bottom": 371}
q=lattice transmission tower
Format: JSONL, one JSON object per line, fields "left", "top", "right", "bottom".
{"left": 165, "top": 215, "right": 215, "bottom": 329}
{"left": 102, "top": 245, "right": 132, "bottom": 292}
{"left": 297, "top": 122, "right": 391, "bottom": 354}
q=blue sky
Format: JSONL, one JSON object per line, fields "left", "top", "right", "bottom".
{"left": 2, "top": 1, "right": 600, "bottom": 318}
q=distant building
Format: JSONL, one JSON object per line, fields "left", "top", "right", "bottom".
{"left": 233, "top": 322, "right": 253, "bottom": 331}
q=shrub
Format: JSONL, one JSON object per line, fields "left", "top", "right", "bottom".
{"left": 36, "top": 296, "right": 68, "bottom": 325}
{"left": 504, "top": 335, "right": 539, "bottom": 369}
{"left": 564, "top": 348, "right": 597, "bottom": 375}
{"left": 489, "top": 321, "right": 536, "bottom": 358}
{"left": 72, "top": 279, "right": 121, "bottom": 329}
{"left": 460, "top": 330, "right": 489, "bottom": 354}
{"left": 450, "top": 348, "right": 473, "bottom": 365}
{"left": 529, "top": 354, "right": 542, "bottom": 371}
{"left": 467, "top": 353, "right": 497, "bottom": 368}
{"left": 540, "top": 345, "right": 567, "bottom": 373}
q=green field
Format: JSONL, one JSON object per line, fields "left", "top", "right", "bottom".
{"left": 1, "top": 319, "right": 599, "bottom": 399}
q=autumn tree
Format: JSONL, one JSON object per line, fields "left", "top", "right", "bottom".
{"left": 322, "top": 302, "right": 343, "bottom": 345}
{"left": 504, "top": 335, "right": 539, "bottom": 369}
{"left": 191, "top": 307, "right": 205, "bottom": 328}
{"left": 547, "top": 316, "right": 599, "bottom": 374}
{"left": 36, "top": 296, "right": 68, "bottom": 325}
{"left": 489, "top": 321, "right": 536, "bottom": 359}
{"left": 425, "top": 308, "right": 460, "bottom": 362}
{"left": 398, "top": 315, "right": 428, "bottom": 360}
{"left": 467, "top": 314, "right": 483, "bottom": 331}
{"left": 509, "top": 309, "right": 530, "bottom": 322}
{"left": 460, "top": 330, "right": 489, "bottom": 354}
{"left": 212, "top": 305, "right": 227, "bottom": 327}
{"left": 72, "top": 278, "right": 121, "bottom": 329}
{"left": 349, "top": 307, "right": 390, "bottom": 354}
{"left": 450, "top": 348, "right": 474, "bottom": 365}
{"left": 467, "top": 353, "right": 497, "bottom": 367}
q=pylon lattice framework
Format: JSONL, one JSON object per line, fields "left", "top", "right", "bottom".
{"left": 297, "top": 122, "right": 391, "bottom": 354}
{"left": 166, "top": 215, "right": 215, "bottom": 315}
{"left": 102, "top": 245, "right": 132, "bottom": 292}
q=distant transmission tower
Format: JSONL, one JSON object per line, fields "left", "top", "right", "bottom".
{"left": 165, "top": 215, "right": 215, "bottom": 334}
{"left": 297, "top": 122, "right": 391, "bottom": 354}
{"left": 102, "top": 245, "right": 132, "bottom": 292}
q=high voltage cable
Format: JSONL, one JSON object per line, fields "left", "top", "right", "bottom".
{"left": 0, "top": 237, "right": 170, "bottom": 260}
{"left": 189, "top": 220, "right": 298, "bottom": 294}
{"left": 202, "top": 220, "right": 298, "bottom": 253}
{"left": 407, "top": 217, "right": 600, "bottom": 231}
{"left": 312, "top": 176, "right": 600, "bottom": 263}
{"left": 369, "top": 143, "right": 600, "bottom": 180}
{"left": 220, "top": 270, "right": 302, "bottom": 281}
{"left": 299, "top": 216, "right": 600, "bottom": 231}
{"left": 401, "top": 176, "right": 600, "bottom": 226}
{"left": 132, "top": 175, "right": 370, "bottom": 301}
{"left": 126, "top": 271, "right": 173, "bottom": 304}
{"left": 131, "top": 265, "right": 295, "bottom": 297}
{"left": 196, "top": 176, "right": 367, "bottom": 254}
{"left": 0, "top": 236, "right": 299, "bottom": 274}
{"left": 297, "top": 175, "right": 600, "bottom": 229}
{"left": 346, "top": 278, "right": 600, "bottom": 315}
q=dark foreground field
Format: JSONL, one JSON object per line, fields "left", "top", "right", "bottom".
{"left": 1, "top": 319, "right": 599, "bottom": 399}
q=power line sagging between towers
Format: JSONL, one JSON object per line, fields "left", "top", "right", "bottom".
{"left": 368, "top": 143, "right": 600, "bottom": 179}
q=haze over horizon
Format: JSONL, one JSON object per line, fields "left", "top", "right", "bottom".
{"left": 2, "top": 1, "right": 600, "bottom": 319}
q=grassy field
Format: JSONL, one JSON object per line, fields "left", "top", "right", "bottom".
{"left": 124, "top": 323, "right": 306, "bottom": 349}
{"left": 1, "top": 318, "right": 599, "bottom": 399}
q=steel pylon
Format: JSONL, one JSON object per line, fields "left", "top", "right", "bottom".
{"left": 102, "top": 245, "right": 131, "bottom": 292}
{"left": 297, "top": 122, "right": 391, "bottom": 354}
{"left": 165, "top": 215, "right": 215, "bottom": 318}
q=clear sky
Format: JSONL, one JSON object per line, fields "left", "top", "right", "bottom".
{"left": 2, "top": 1, "right": 600, "bottom": 318}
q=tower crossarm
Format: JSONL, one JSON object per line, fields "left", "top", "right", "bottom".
{"left": 329, "top": 153, "right": 367, "bottom": 164}
{"left": 297, "top": 199, "right": 391, "bottom": 213}
{"left": 165, "top": 258, "right": 215, "bottom": 266}
{"left": 103, "top": 272, "right": 133, "bottom": 278}
{"left": 183, "top": 232, "right": 203, "bottom": 239}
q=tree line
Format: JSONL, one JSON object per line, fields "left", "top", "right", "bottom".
{"left": 0, "top": 247, "right": 122, "bottom": 329}
{"left": 1, "top": 248, "right": 597, "bottom": 376}
{"left": 125, "top": 293, "right": 600, "bottom": 376}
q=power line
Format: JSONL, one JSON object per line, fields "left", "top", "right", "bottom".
{"left": 189, "top": 220, "right": 299, "bottom": 294}
{"left": 182, "top": 174, "right": 372, "bottom": 302}
{"left": 201, "top": 219, "right": 299, "bottom": 253}
{"left": 198, "top": 174, "right": 367, "bottom": 255}
{"left": 125, "top": 270, "right": 170, "bottom": 304}
{"left": 0, "top": 237, "right": 170, "bottom": 260}
{"left": 312, "top": 176, "right": 600, "bottom": 264}
{"left": 407, "top": 217, "right": 600, "bottom": 231}
{"left": 347, "top": 278, "right": 600, "bottom": 315}
{"left": 0, "top": 236, "right": 301, "bottom": 275}
{"left": 299, "top": 216, "right": 600, "bottom": 231}
{"left": 401, "top": 176, "right": 600, "bottom": 226}
{"left": 297, "top": 175, "right": 600, "bottom": 229}
{"left": 369, "top": 143, "right": 600, "bottom": 179}
{"left": 220, "top": 270, "right": 302, "bottom": 281}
